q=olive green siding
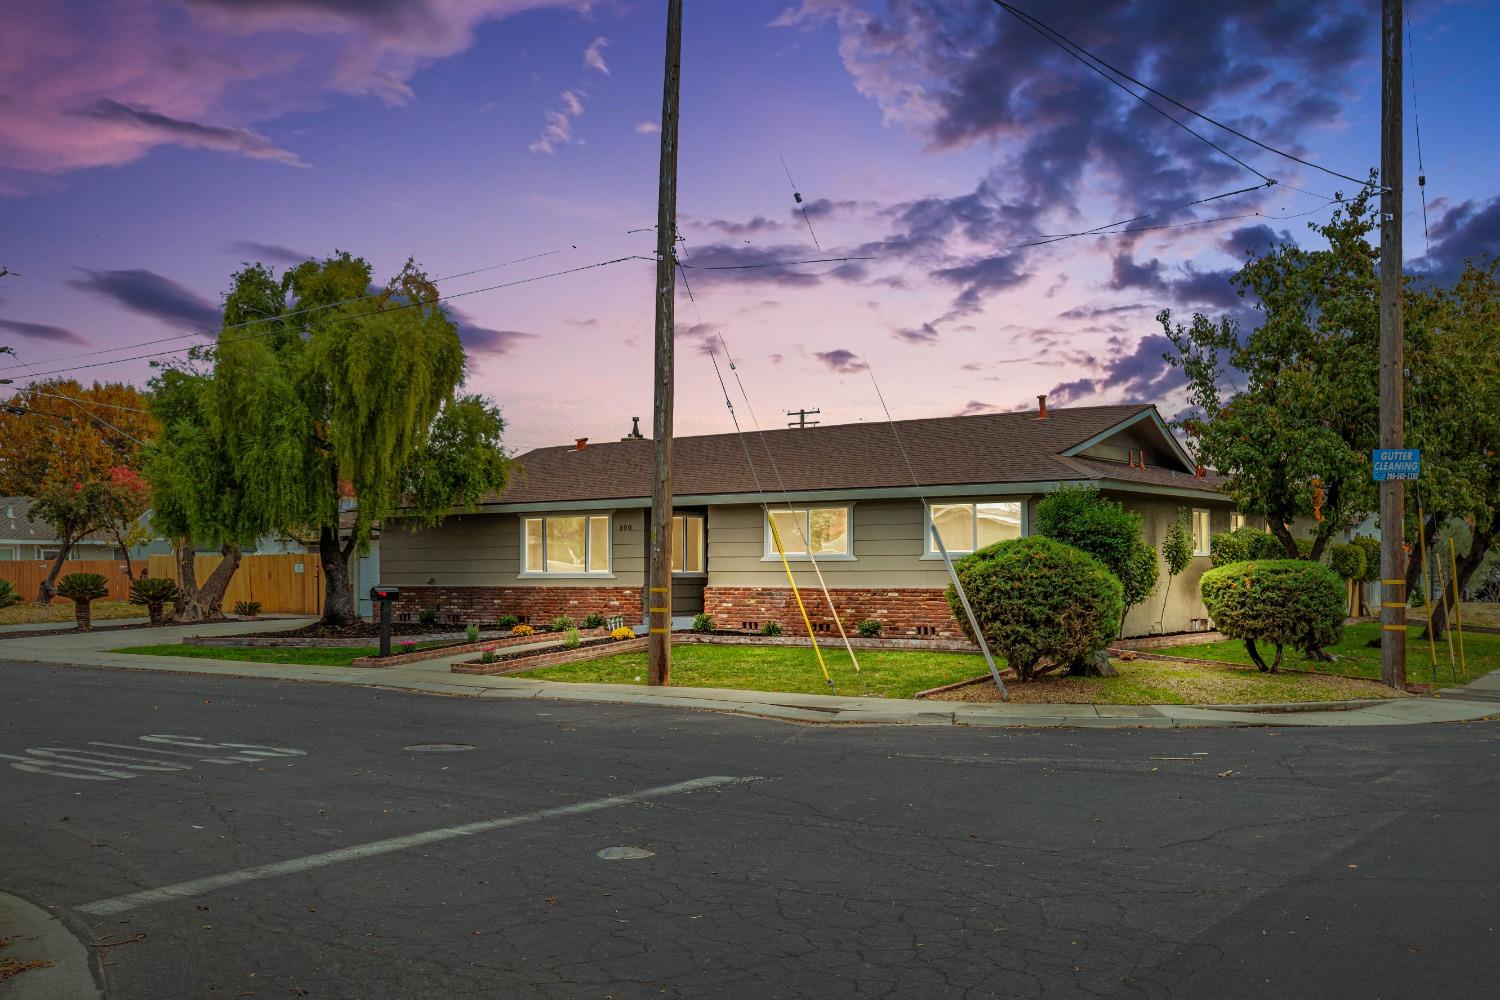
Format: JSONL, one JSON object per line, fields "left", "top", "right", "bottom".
{"left": 382, "top": 508, "right": 646, "bottom": 588}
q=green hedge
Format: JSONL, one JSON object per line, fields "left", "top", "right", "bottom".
{"left": 1209, "top": 525, "right": 1285, "bottom": 566}
{"left": 1352, "top": 536, "right": 1382, "bottom": 584}
{"left": 1200, "top": 559, "right": 1346, "bottom": 671}
{"left": 947, "top": 536, "right": 1123, "bottom": 681}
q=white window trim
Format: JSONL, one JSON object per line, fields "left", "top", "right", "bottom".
{"left": 919, "top": 499, "right": 1029, "bottom": 559}
{"left": 1229, "top": 511, "right": 1246, "bottom": 531}
{"left": 760, "top": 504, "right": 857, "bottom": 562}
{"left": 673, "top": 513, "right": 708, "bottom": 577}
{"left": 518, "top": 512, "right": 615, "bottom": 578}
{"left": 1191, "top": 508, "right": 1212, "bottom": 557}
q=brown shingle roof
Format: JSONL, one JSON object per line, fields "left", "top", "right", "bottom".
{"left": 487, "top": 404, "right": 1219, "bottom": 505}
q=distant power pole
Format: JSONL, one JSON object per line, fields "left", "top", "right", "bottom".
{"left": 647, "top": 0, "right": 683, "bottom": 688}
{"left": 1379, "top": 0, "right": 1407, "bottom": 690}
{"left": 786, "top": 408, "right": 821, "bottom": 429}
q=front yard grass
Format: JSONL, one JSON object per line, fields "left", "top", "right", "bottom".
{"left": 1167, "top": 621, "right": 1499, "bottom": 687}
{"left": 516, "top": 643, "right": 1402, "bottom": 704}
{"left": 113, "top": 641, "right": 450, "bottom": 666}
{"left": 522, "top": 644, "right": 987, "bottom": 700}
{"left": 0, "top": 600, "right": 140, "bottom": 626}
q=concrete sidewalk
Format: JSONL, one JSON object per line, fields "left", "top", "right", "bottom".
{"left": 0, "top": 892, "right": 99, "bottom": 999}
{"left": 2, "top": 617, "right": 1497, "bottom": 729}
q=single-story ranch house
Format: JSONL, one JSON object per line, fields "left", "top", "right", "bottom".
{"left": 383, "top": 402, "right": 1251, "bottom": 639}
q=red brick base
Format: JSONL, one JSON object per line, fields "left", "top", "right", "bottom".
{"left": 393, "top": 586, "right": 641, "bottom": 626}
{"left": 703, "top": 586, "right": 962, "bottom": 639}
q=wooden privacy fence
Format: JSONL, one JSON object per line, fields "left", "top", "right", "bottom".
{"left": 0, "top": 553, "right": 325, "bottom": 614}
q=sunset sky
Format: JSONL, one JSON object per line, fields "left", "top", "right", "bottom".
{"left": 2, "top": 0, "right": 1497, "bottom": 453}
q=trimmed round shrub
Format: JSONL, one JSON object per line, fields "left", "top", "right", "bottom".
{"left": 1200, "top": 559, "right": 1346, "bottom": 672}
{"left": 1328, "top": 542, "right": 1366, "bottom": 582}
{"left": 946, "top": 536, "right": 1123, "bottom": 681}
{"left": 690, "top": 612, "right": 714, "bottom": 633}
{"left": 582, "top": 612, "right": 607, "bottom": 630}
{"left": 1035, "top": 485, "right": 1157, "bottom": 610}
{"left": 417, "top": 609, "right": 439, "bottom": 626}
{"left": 856, "top": 618, "right": 882, "bottom": 638}
{"left": 1352, "top": 536, "right": 1382, "bottom": 584}
{"left": 1210, "top": 526, "right": 1285, "bottom": 566}
{"left": 760, "top": 621, "right": 783, "bottom": 637}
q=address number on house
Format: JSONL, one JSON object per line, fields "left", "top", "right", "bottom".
{"left": 1372, "top": 448, "right": 1420, "bottom": 481}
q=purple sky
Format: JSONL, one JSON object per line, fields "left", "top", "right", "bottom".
{"left": 2, "top": 0, "right": 1497, "bottom": 453}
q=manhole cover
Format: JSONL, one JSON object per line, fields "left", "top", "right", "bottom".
{"left": 597, "top": 846, "right": 655, "bottom": 860}
{"left": 402, "top": 743, "right": 476, "bottom": 753}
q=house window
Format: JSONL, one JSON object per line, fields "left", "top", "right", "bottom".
{"left": 1191, "top": 509, "right": 1212, "bottom": 556}
{"left": 1230, "top": 512, "right": 1246, "bottom": 531}
{"left": 522, "top": 514, "right": 611, "bottom": 575}
{"left": 764, "top": 506, "right": 851, "bottom": 559}
{"left": 927, "top": 501, "right": 1023, "bottom": 555}
{"left": 672, "top": 515, "right": 705, "bottom": 574}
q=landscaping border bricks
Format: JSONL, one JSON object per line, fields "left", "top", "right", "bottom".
{"left": 453, "top": 637, "right": 648, "bottom": 675}
{"left": 350, "top": 628, "right": 610, "bottom": 667}
{"left": 676, "top": 633, "right": 979, "bottom": 653}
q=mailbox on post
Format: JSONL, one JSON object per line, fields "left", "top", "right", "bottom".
{"left": 370, "top": 586, "right": 401, "bottom": 658}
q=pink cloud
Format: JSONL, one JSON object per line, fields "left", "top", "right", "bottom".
{"left": 0, "top": 0, "right": 583, "bottom": 179}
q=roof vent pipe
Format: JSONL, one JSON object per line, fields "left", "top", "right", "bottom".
{"left": 1036, "top": 394, "right": 1048, "bottom": 419}
{"left": 622, "top": 416, "right": 644, "bottom": 440}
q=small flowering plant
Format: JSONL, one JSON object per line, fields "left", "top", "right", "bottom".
{"left": 398, "top": 639, "right": 417, "bottom": 653}
{"left": 479, "top": 646, "right": 499, "bottom": 664}
{"left": 610, "top": 626, "right": 635, "bottom": 641}
{"left": 511, "top": 624, "right": 536, "bottom": 637}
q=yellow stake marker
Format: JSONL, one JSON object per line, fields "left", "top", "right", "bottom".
{"left": 766, "top": 510, "right": 834, "bottom": 691}
{"left": 1449, "top": 537, "right": 1468, "bottom": 678}
{"left": 1415, "top": 504, "right": 1438, "bottom": 675}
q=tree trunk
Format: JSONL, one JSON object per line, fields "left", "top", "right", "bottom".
{"left": 1268, "top": 520, "right": 1299, "bottom": 558}
{"left": 319, "top": 525, "right": 357, "bottom": 626}
{"left": 34, "top": 535, "right": 76, "bottom": 604}
{"left": 112, "top": 527, "right": 137, "bottom": 582}
{"left": 1156, "top": 575, "right": 1173, "bottom": 633}
{"left": 147, "top": 601, "right": 166, "bottom": 628}
{"left": 1068, "top": 649, "right": 1119, "bottom": 678}
{"left": 1245, "top": 639, "right": 1270, "bottom": 672}
{"left": 74, "top": 600, "right": 92, "bottom": 632}
{"left": 168, "top": 542, "right": 241, "bottom": 623}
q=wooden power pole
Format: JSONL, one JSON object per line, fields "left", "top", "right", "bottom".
{"left": 1379, "top": 0, "right": 1407, "bottom": 690}
{"left": 648, "top": 0, "right": 683, "bottom": 686}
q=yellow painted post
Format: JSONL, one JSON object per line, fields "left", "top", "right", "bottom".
{"left": 1449, "top": 537, "right": 1468, "bottom": 678}
{"left": 1415, "top": 504, "right": 1438, "bottom": 677}
{"left": 766, "top": 510, "right": 834, "bottom": 692}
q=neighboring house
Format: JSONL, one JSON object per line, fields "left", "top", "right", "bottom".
{"left": 382, "top": 401, "right": 1242, "bottom": 639}
{"left": 0, "top": 497, "right": 170, "bottom": 563}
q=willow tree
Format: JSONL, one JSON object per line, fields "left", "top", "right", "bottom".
{"left": 216, "top": 252, "right": 508, "bottom": 624}
{"left": 144, "top": 354, "right": 267, "bottom": 621}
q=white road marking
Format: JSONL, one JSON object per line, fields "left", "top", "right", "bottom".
{"left": 4, "top": 735, "right": 308, "bottom": 781}
{"left": 79, "top": 775, "right": 754, "bottom": 916}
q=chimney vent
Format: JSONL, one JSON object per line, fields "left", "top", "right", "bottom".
{"left": 622, "top": 417, "right": 644, "bottom": 441}
{"left": 1036, "top": 394, "right": 1048, "bottom": 419}
{"left": 574, "top": 437, "right": 588, "bottom": 451}
{"left": 1195, "top": 464, "right": 1206, "bottom": 479}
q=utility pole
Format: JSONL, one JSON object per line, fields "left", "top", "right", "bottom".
{"left": 1379, "top": 0, "right": 1406, "bottom": 690}
{"left": 786, "top": 407, "right": 821, "bottom": 429}
{"left": 647, "top": 0, "right": 683, "bottom": 687}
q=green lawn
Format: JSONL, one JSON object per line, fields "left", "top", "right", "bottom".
{"left": 1, "top": 600, "right": 141, "bottom": 627}
{"left": 1167, "top": 622, "right": 1498, "bottom": 686}
{"left": 114, "top": 641, "right": 449, "bottom": 666}
{"left": 521, "top": 642, "right": 1400, "bottom": 705}
{"left": 521, "top": 644, "right": 987, "bottom": 699}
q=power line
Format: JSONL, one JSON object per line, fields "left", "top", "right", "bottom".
{"left": 1015, "top": 181, "right": 1273, "bottom": 248}
{"left": 677, "top": 254, "right": 874, "bottom": 271}
{"left": 0, "top": 246, "right": 576, "bottom": 375}
{"left": 778, "top": 148, "right": 823, "bottom": 250}
{"left": 1406, "top": 10, "right": 1434, "bottom": 264}
{"left": 990, "top": 1, "right": 1375, "bottom": 190}
{"left": 12, "top": 255, "right": 648, "bottom": 383}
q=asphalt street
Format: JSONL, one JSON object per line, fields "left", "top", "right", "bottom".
{"left": 2, "top": 659, "right": 1497, "bottom": 1000}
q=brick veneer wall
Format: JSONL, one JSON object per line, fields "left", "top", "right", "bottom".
{"left": 394, "top": 586, "right": 641, "bottom": 625}
{"left": 704, "top": 586, "right": 963, "bottom": 639}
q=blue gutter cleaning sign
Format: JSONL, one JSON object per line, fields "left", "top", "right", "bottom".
{"left": 1372, "top": 449, "right": 1420, "bottom": 481}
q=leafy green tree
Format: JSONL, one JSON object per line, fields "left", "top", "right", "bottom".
{"left": 1163, "top": 188, "right": 1383, "bottom": 561}
{"left": 211, "top": 252, "right": 510, "bottom": 624}
{"left": 1157, "top": 511, "right": 1193, "bottom": 631}
{"left": 1201, "top": 560, "right": 1346, "bottom": 672}
{"left": 1034, "top": 485, "right": 1159, "bottom": 638}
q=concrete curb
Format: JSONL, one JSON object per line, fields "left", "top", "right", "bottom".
{"left": 0, "top": 892, "right": 100, "bottom": 1000}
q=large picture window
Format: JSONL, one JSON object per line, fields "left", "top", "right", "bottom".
{"left": 522, "top": 514, "right": 611, "bottom": 575}
{"left": 927, "top": 501, "right": 1022, "bottom": 554}
{"left": 672, "top": 514, "right": 705, "bottom": 574}
{"left": 764, "top": 506, "right": 851, "bottom": 559}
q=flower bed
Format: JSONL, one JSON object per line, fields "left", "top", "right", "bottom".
{"left": 454, "top": 637, "right": 647, "bottom": 675}
{"left": 349, "top": 628, "right": 610, "bottom": 667}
